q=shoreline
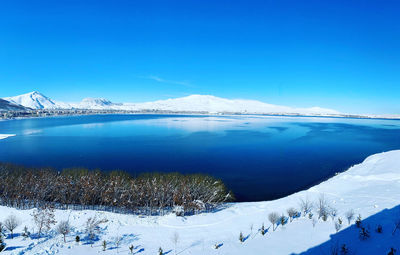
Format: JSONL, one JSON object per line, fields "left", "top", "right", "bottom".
{"left": 1, "top": 111, "right": 400, "bottom": 122}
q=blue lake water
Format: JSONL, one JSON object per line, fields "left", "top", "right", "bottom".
{"left": 0, "top": 114, "right": 399, "bottom": 201}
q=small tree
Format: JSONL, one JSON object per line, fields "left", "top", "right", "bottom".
{"left": 75, "top": 235, "right": 80, "bottom": 243}
{"left": 260, "top": 223, "right": 266, "bottom": 235}
{"left": 376, "top": 225, "right": 383, "bottom": 233}
{"left": 239, "top": 232, "right": 244, "bottom": 243}
{"left": 114, "top": 235, "right": 122, "bottom": 252}
{"left": 312, "top": 218, "right": 317, "bottom": 228}
{"left": 102, "top": 240, "right": 107, "bottom": 251}
{"left": 299, "top": 197, "right": 313, "bottom": 216}
{"left": 32, "top": 205, "right": 57, "bottom": 238}
{"left": 22, "top": 226, "right": 30, "bottom": 238}
{"left": 172, "top": 232, "right": 179, "bottom": 255}
{"left": 268, "top": 212, "right": 279, "bottom": 231}
{"left": 317, "top": 195, "right": 329, "bottom": 220}
{"left": 388, "top": 248, "right": 396, "bottom": 255}
{"left": 4, "top": 215, "right": 20, "bottom": 239}
{"left": 335, "top": 221, "right": 342, "bottom": 233}
{"left": 0, "top": 234, "right": 5, "bottom": 252}
{"left": 280, "top": 215, "right": 287, "bottom": 226}
{"left": 345, "top": 210, "right": 355, "bottom": 225}
{"left": 85, "top": 216, "right": 108, "bottom": 242}
{"left": 158, "top": 247, "right": 163, "bottom": 255}
{"left": 329, "top": 207, "right": 338, "bottom": 221}
{"left": 56, "top": 220, "right": 71, "bottom": 243}
{"left": 0, "top": 222, "right": 4, "bottom": 237}
{"left": 359, "top": 227, "right": 370, "bottom": 240}
{"left": 341, "top": 244, "right": 349, "bottom": 255}
{"left": 129, "top": 245, "right": 134, "bottom": 254}
{"left": 287, "top": 207, "right": 297, "bottom": 222}
{"left": 355, "top": 214, "right": 362, "bottom": 228}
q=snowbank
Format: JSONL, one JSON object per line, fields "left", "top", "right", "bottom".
{"left": 1, "top": 150, "right": 400, "bottom": 254}
{"left": 0, "top": 134, "right": 15, "bottom": 140}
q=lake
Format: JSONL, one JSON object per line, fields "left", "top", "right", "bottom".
{"left": 0, "top": 114, "right": 399, "bottom": 201}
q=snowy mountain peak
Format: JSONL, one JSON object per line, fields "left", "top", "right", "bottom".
{"left": 2, "top": 92, "right": 340, "bottom": 115}
{"left": 4, "top": 91, "right": 59, "bottom": 109}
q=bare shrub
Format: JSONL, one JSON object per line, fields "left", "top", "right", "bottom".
{"left": 85, "top": 215, "right": 108, "bottom": 241}
{"left": 56, "top": 220, "right": 71, "bottom": 243}
{"left": 287, "top": 207, "right": 298, "bottom": 222}
{"left": 32, "top": 205, "right": 57, "bottom": 238}
{"left": 317, "top": 195, "right": 329, "bottom": 220}
{"left": 299, "top": 197, "right": 313, "bottom": 215}
{"left": 334, "top": 221, "right": 342, "bottom": 233}
{"left": 172, "top": 232, "right": 179, "bottom": 255}
{"left": 268, "top": 212, "right": 280, "bottom": 231}
{"left": 345, "top": 210, "right": 354, "bottom": 225}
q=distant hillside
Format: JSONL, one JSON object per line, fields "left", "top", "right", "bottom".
{"left": 3, "top": 91, "right": 341, "bottom": 115}
{"left": 0, "top": 98, "right": 28, "bottom": 111}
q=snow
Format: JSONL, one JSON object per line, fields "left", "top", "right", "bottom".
{"left": 2, "top": 92, "right": 340, "bottom": 115}
{"left": 0, "top": 134, "right": 15, "bottom": 140}
{"left": 3, "top": 92, "right": 68, "bottom": 110}
{"left": 1, "top": 150, "right": 400, "bottom": 254}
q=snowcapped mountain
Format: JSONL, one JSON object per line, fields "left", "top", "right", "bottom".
{"left": 3, "top": 91, "right": 69, "bottom": 110}
{"left": 2, "top": 92, "right": 340, "bottom": 115}
{"left": 71, "top": 98, "right": 120, "bottom": 110}
{"left": 0, "top": 98, "right": 28, "bottom": 111}
{"left": 121, "top": 95, "right": 340, "bottom": 115}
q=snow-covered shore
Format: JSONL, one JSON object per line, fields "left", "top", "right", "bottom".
{"left": 0, "top": 134, "right": 15, "bottom": 140}
{"left": 1, "top": 150, "right": 400, "bottom": 254}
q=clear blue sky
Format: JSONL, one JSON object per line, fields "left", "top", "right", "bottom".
{"left": 0, "top": 0, "right": 399, "bottom": 114}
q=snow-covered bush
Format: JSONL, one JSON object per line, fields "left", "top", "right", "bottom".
{"left": 239, "top": 232, "right": 244, "bottom": 243}
{"left": 85, "top": 215, "right": 108, "bottom": 241}
{"left": 21, "top": 226, "right": 30, "bottom": 239}
{"left": 317, "top": 195, "right": 329, "bottom": 220}
{"left": 268, "top": 212, "right": 280, "bottom": 231}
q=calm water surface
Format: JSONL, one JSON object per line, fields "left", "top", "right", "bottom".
{"left": 1, "top": 114, "right": 399, "bottom": 201}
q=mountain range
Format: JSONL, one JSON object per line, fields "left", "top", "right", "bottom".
{"left": 2, "top": 91, "right": 340, "bottom": 115}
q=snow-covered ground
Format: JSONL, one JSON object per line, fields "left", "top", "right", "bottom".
{"left": 1, "top": 150, "right": 400, "bottom": 254}
{"left": 0, "top": 134, "right": 15, "bottom": 140}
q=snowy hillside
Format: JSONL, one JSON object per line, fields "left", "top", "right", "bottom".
{"left": 3, "top": 92, "right": 340, "bottom": 115}
{"left": 70, "top": 98, "right": 120, "bottom": 110}
{"left": 121, "top": 94, "right": 340, "bottom": 115}
{"left": 3, "top": 92, "right": 69, "bottom": 110}
{"left": 0, "top": 99, "right": 27, "bottom": 112}
{"left": 1, "top": 150, "right": 400, "bottom": 254}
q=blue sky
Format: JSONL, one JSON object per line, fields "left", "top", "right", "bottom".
{"left": 0, "top": 0, "right": 399, "bottom": 114}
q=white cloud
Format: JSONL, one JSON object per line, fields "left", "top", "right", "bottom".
{"left": 144, "top": 75, "right": 193, "bottom": 87}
